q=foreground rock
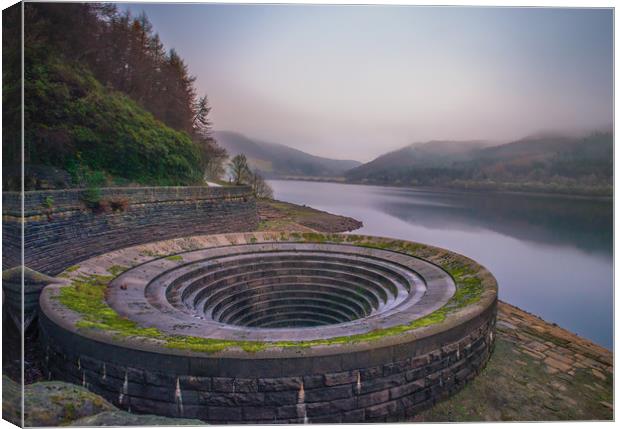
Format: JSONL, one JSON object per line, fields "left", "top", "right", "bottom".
{"left": 2, "top": 376, "right": 204, "bottom": 426}
{"left": 70, "top": 411, "right": 204, "bottom": 426}
{"left": 24, "top": 381, "right": 115, "bottom": 426}
{"left": 258, "top": 199, "right": 362, "bottom": 232}
{"left": 2, "top": 376, "right": 21, "bottom": 426}
{"left": 414, "top": 301, "right": 613, "bottom": 421}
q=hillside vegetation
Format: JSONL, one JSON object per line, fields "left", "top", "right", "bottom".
{"left": 3, "top": 3, "right": 224, "bottom": 190}
{"left": 346, "top": 133, "right": 613, "bottom": 196}
{"left": 215, "top": 131, "right": 361, "bottom": 178}
{"left": 23, "top": 57, "right": 203, "bottom": 186}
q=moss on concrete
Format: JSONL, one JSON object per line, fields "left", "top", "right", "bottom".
{"left": 54, "top": 233, "right": 488, "bottom": 354}
{"left": 107, "top": 265, "right": 129, "bottom": 277}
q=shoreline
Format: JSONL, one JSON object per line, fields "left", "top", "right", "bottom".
{"left": 268, "top": 177, "right": 613, "bottom": 202}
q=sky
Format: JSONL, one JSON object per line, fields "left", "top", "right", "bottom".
{"left": 124, "top": 4, "right": 613, "bottom": 162}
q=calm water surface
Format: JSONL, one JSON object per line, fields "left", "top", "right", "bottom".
{"left": 269, "top": 180, "right": 613, "bottom": 349}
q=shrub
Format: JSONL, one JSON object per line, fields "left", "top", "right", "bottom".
{"left": 80, "top": 187, "right": 101, "bottom": 209}
{"left": 42, "top": 196, "right": 55, "bottom": 220}
{"left": 109, "top": 198, "right": 129, "bottom": 212}
{"left": 43, "top": 196, "right": 54, "bottom": 209}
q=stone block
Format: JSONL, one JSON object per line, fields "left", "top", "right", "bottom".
{"left": 258, "top": 377, "right": 302, "bottom": 392}
{"left": 324, "top": 370, "right": 358, "bottom": 386}
{"left": 304, "top": 385, "right": 353, "bottom": 403}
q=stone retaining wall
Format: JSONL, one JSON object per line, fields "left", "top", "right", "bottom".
{"left": 40, "top": 302, "right": 495, "bottom": 423}
{"left": 2, "top": 186, "right": 258, "bottom": 275}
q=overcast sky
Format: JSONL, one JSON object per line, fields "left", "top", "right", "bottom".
{"left": 124, "top": 4, "right": 613, "bottom": 162}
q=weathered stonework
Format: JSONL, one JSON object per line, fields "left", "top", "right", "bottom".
{"left": 41, "top": 312, "right": 494, "bottom": 423}
{"left": 2, "top": 186, "right": 258, "bottom": 275}
{"left": 39, "top": 232, "right": 498, "bottom": 424}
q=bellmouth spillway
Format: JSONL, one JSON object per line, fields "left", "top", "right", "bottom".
{"left": 39, "top": 232, "right": 498, "bottom": 423}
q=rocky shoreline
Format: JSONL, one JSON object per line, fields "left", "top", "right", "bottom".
{"left": 257, "top": 199, "right": 363, "bottom": 233}
{"left": 416, "top": 301, "right": 612, "bottom": 421}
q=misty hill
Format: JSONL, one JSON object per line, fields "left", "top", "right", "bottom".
{"left": 472, "top": 133, "right": 611, "bottom": 163}
{"left": 214, "top": 131, "right": 361, "bottom": 178}
{"left": 347, "top": 140, "right": 494, "bottom": 178}
{"left": 345, "top": 133, "right": 613, "bottom": 196}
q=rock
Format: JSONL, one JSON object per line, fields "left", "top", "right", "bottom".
{"left": 69, "top": 411, "right": 205, "bottom": 426}
{"left": 591, "top": 368, "right": 606, "bottom": 381}
{"left": 3, "top": 376, "right": 22, "bottom": 426}
{"left": 23, "top": 381, "right": 116, "bottom": 426}
{"left": 544, "top": 356, "right": 572, "bottom": 373}
{"left": 6, "top": 376, "right": 204, "bottom": 426}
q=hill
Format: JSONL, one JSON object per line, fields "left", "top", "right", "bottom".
{"left": 347, "top": 140, "right": 493, "bottom": 179}
{"left": 345, "top": 133, "right": 613, "bottom": 196}
{"left": 214, "top": 131, "right": 361, "bottom": 178}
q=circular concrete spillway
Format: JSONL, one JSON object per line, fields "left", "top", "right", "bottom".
{"left": 107, "top": 243, "right": 454, "bottom": 342}
{"left": 39, "top": 232, "right": 498, "bottom": 423}
{"left": 178, "top": 249, "right": 415, "bottom": 328}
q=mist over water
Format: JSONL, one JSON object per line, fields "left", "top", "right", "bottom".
{"left": 269, "top": 180, "right": 613, "bottom": 349}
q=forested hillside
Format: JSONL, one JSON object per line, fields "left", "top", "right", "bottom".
{"left": 346, "top": 133, "right": 613, "bottom": 196}
{"left": 3, "top": 3, "right": 226, "bottom": 189}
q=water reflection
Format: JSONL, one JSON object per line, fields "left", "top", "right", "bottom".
{"left": 269, "top": 180, "right": 613, "bottom": 349}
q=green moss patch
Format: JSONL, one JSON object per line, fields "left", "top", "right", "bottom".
{"left": 107, "top": 265, "right": 129, "bottom": 277}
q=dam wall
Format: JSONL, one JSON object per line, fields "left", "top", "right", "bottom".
{"left": 2, "top": 186, "right": 258, "bottom": 275}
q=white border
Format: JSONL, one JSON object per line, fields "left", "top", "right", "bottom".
{"left": 0, "top": 1, "right": 615, "bottom": 429}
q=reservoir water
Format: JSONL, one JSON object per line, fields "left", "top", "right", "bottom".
{"left": 269, "top": 180, "right": 613, "bottom": 349}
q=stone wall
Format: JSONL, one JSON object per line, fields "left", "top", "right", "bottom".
{"left": 40, "top": 301, "right": 496, "bottom": 424}
{"left": 2, "top": 186, "right": 258, "bottom": 275}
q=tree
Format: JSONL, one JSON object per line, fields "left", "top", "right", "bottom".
{"left": 228, "top": 154, "right": 249, "bottom": 185}
{"left": 249, "top": 169, "right": 274, "bottom": 199}
{"left": 199, "top": 135, "right": 228, "bottom": 180}
{"left": 192, "top": 95, "right": 212, "bottom": 133}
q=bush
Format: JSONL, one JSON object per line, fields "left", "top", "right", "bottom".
{"left": 109, "top": 198, "right": 129, "bottom": 212}
{"left": 79, "top": 187, "right": 102, "bottom": 209}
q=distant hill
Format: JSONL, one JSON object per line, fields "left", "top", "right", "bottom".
{"left": 214, "top": 131, "right": 361, "bottom": 178}
{"left": 345, "top": 133, "right": 613, "bottom": 196}
{"left": 347, "top": 140, "right": 494, "bottom": 179}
